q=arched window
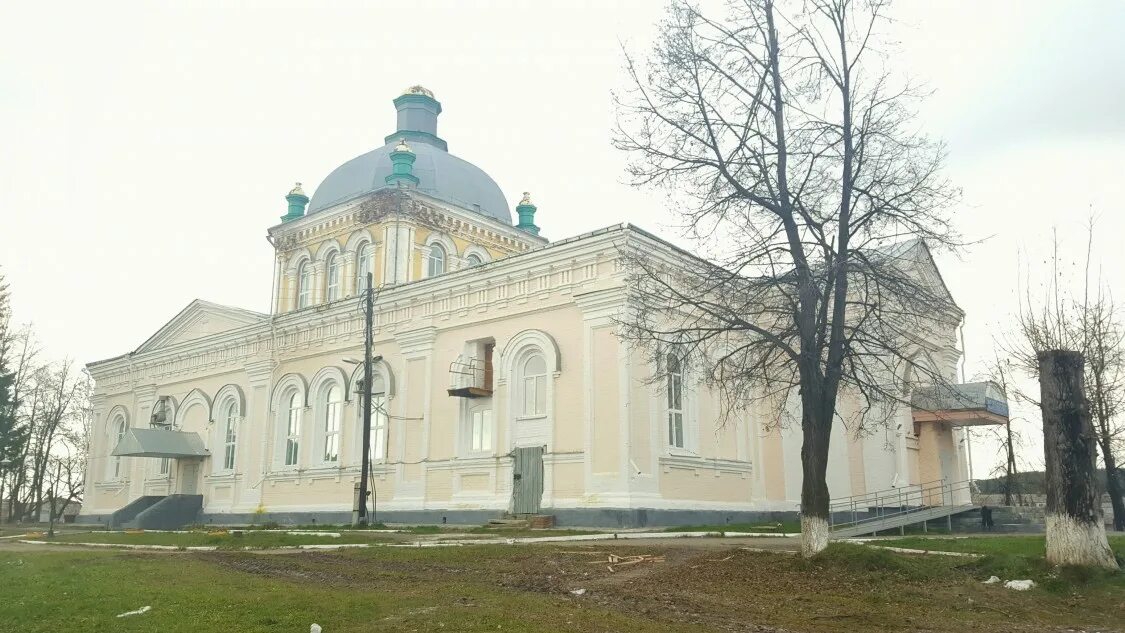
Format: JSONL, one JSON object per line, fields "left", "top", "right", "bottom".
{"left": 370, "top": 374, "right": 388, "bottom": 461}
{"left": 296, "top": 261, "right": 311, "bottom": 309}
{"left": 325, "top": 253, "right": 341, "bottom": 302}
{"left": 464, "top": 253, "right": 483, "bottom": 268}
{"left": 355, "top": 241, "right": 373, "bottom": 293}
{"left": 222, "top": 400, "right": 238, "bottom": 471}
{"left": 427, "top": 243, "right": 446, "bottom": 277}
{"left": 519, "top": 352, "right": 548, "bottom": 417}
{"left": 284, "top": 392, "right": 302, "bottom": 466}
{"left": 322, "top": 385, "right": 342, "bottom": 463}
{"left": 110, "top": 415, "right": 127, "bottom": 479}
{"left": 666, "top": 354, "right": 685, "bottom": 448}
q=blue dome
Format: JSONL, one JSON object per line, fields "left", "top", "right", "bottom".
{"left": 307, "top": 87, "right": 512, "bottom": 223}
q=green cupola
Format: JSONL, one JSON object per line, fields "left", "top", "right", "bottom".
{"left": 385, "top": 139, "right": 420, "bottom": 187}
{"left": 282, "top": 182, "right": 309, "bottom": 222}
{"left": 385, "top": 86, "right": 447, "bottom": 151}
{"left": 515, "top": 192, "right": 539, "bottom": 235}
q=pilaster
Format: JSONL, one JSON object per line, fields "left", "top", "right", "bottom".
{"left": 574, "top": 287, "right": 635, "bottom": 504}
{"left": 244, "top": 359, "right": 275, "bottom": 509}
{"left": 132, "top": 384, "right": 158, "bottom": 498}
{"left": 393, "top": 326, "right": 437, "bottom": 502}
{"left": 340, "top": 251, "right": 357, "bottom": 298}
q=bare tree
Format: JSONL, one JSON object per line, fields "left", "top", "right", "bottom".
{"left": 0, "top": 270, "right": 28, "bottom": 514}
{"left": 1038, "top": 350, "right": 1118, "bottom": 570}
{"left": 7, "top": 359, "right": 86, "bottom": 523}
{"left": 1078, "top": 287, "right": 1125, "bottom": 531}
{"left": 615, "top": 0, "right": 959, "bottom": 555}
{"left": 44, "top": 373, "right": 91, "bottom": 524}
{"left": 1007, "top": 224, "right": 1125, "bottom": 532}
{"left": 978, "top": 358, "right": 1029, "bottom": 506}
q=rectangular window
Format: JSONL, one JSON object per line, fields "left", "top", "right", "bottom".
{"left": 285, "top": 409, "right": 301, "bottom": 466}
{"left": 323, "top": 401, "right": 341, "bottom": 463}
{"left": 523, "top": 375, "right": 546, "bottom": 416}
{"left": 667, "top": 370, "right": 684, "bottom": 448}
{"left": 469, "top": 409, "right": 492, "bottom": 452}
{"left": 223, "top": 418, "right": 237, "bottom": 470}
{"left": 159, "top": 458, "right": 170, "bottom": 475}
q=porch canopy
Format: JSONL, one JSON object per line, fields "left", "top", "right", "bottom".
{"left": 911, "top": 381, "right": 1009, "bottom": 426}
{"left": 111, "top": 428, "right": 209, "bottom": 459}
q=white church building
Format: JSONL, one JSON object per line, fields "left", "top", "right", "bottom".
{"left": 81, "top": 87, "right": 1005, "bottom": 528}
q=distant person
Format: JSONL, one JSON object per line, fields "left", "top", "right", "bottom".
{"left": 980, "top": 505, "right": 994, "bottom": 532}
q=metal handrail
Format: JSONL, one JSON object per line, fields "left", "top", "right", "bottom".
{"left": 828, "top": 477, "right": 947, "bottom": 513}
{"left": 449, "top": 355, "right": 488, "bottom": 390}
{"left": 828, "top": 479, "right": 975, "bottom": 532}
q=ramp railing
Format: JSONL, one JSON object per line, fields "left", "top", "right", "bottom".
{"left": 828, "top": 479, "right": 976, "bottom": 535}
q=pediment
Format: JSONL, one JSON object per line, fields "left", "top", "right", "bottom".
{"left": 884, "top": 240, "right": 962, "bottom": 318}
{"left": 136, "top": 300, "right": 266, "bottom": 354}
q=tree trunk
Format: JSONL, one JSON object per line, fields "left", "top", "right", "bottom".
{"left": 1038, "top": 350, "right": 1118, "bottom": 570}
{"left": 799, "top": 394, "right": 833, "bottom": 557}
{"left": 1003, "top": 419, "right": 1017, "bottom": 506}
{"left": 1101, "top": 447, "right": 1125, "bottom": 532}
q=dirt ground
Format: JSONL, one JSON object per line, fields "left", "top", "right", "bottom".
{"left": 3, "top": 535, "right": 1121, "bottom": 632}
{"left": 191, "top": 542, "right": 1121, "bottom": 632}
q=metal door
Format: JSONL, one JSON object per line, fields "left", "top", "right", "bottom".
{"left": 511, "top": 446, "right": 544, "bottom": 515}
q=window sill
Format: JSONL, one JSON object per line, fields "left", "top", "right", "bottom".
{"left": 459, "top": 451, "right": 496, "bottom": 460}
{"left": 515, "top": 414, "right": 548, "bottom": 422}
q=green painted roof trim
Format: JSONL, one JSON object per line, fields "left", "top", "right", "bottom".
{"left": 382, "top": 129, "right": 448, "bottom": 151}
{"left": 516, "top": 201, "right": 540, "bottom": 235}
{"left": 282, "top": 191, "right": 310, "bottom": 223}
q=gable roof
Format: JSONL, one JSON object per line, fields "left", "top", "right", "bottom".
{"left": 134, "top": 299, "right": 268, "bottom": 354}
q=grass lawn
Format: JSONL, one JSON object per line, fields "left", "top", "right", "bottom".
{"left": 877, "top": 535, "right": 1125, "bottom": 590}
{"left": 2, "top": 541, "right": 1122, "bottom": 632}
{"left": 29, "top": 529, "right": 397, "bottom": 549}
{"left": 238, "top": 522, "right": 602, "bottom": 538}
{"left": 879, "top": 534, "right": 1125, "bottom": 558}
{"left": 663, "top": 521, "right": 799, "bottom": 533}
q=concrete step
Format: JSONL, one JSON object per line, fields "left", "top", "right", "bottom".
{"left": 126, "top": 494, "right": 203, "bottom": 530}
{"left": 488, "top": 518, "right": 530, "bottom": 527}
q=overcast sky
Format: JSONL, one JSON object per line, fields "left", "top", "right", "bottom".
{"left": 3, "top": 0, "right": 1124, "bottom": 478}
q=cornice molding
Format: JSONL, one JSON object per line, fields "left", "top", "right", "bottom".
{"left": 270, "top": 191, "right": 545, "bottom": 260}
{"left": 395, "top": 325, "right": 437, "bottom": 355}
{"left": 88, "top": 226, "right": 637, "bottom": 394}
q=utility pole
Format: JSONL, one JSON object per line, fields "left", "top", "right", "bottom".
{"left": 357, "top": 272, "right": 374, "bottom": 526}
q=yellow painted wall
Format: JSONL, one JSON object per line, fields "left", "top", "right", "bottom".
{"left": 426, "top": 469, "right": 453, "bottom": 503}
{"left": 659, "top": 468, "right": 752, "bottom": 503}
{"left": 590, "top": 326, "right": 620, "bottom": 474}
{"left": 760, "top": 424, "right": 786, "bottom": 501}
